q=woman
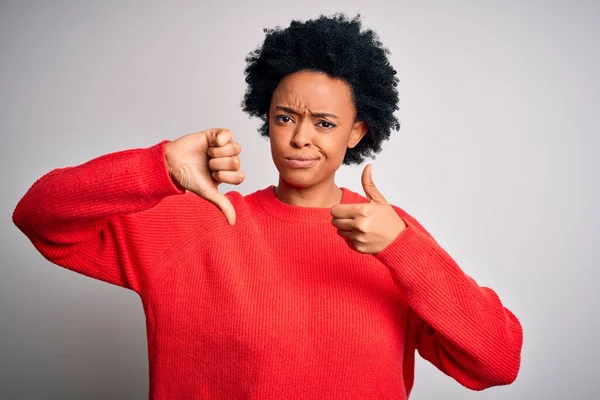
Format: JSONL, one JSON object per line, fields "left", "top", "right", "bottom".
{"left": 13, "top": 14, "right": 522, "bottom": 400}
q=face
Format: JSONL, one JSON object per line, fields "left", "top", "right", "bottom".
{"left": 267, "top": 70, "right": 367, "bottom": 189}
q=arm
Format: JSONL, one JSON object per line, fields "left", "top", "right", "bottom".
{"left": 375, "top": 209, "right": 523, "bottom": 390}
{"left": 12, "top": 141, "right": 190, "bottom": 293}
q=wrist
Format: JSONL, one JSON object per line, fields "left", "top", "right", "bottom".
{"left": 162, "top": 141, "right": 186, "bottom": 191}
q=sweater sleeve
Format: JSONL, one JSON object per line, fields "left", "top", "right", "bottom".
{"left": 12, "top": 141, "right": 192, "bottom": 293}
{"left": 375, "top": 207, "right": 523, "bottom": 390}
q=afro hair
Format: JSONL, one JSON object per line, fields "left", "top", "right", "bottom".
{"left": 241, "top": 13, "right": 400, "bottom": 165}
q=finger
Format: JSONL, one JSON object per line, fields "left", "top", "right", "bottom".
{"left": 331, "top": 203, "right": 365, "bottom": 219}
{"left": 337, "top": 230, "right": 366, "bottom": 245}
{"left": 207, "top": 141, "right": 241, "bottom": 158}
{"left": 211, "top": 170, "right": 245, "bottom": 185}
{"left": 195, "top": 189, "right": 237, "bottom": 226}
{"left": 331, "top": 218, "right": 355, "bottom": 231}
{"left": 361, "top": 164, "right": 388, "bottom": 204}
{"left": 336, "top": 229, "right": 355, "bottom": 240}
{"left": 206, "top": 128, "right": 233, "bottom": 147}
{"left": 208, "top": 156, "right": 241, "bottom": 172}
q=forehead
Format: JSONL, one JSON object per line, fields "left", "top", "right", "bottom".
{"left": 271, "top": 70, "right": 354, "bottom": 112}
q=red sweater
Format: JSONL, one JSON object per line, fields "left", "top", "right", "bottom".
{"left": 13, "top": 141, "right": 522, "bottom": 399}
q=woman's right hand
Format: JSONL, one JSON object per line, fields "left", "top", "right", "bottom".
{"left": 165, "top": 128, "right": 244, "bottom": 225}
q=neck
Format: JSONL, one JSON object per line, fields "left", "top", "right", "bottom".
{"left": 275, "top": 176, "right": 342, "bottom": 208}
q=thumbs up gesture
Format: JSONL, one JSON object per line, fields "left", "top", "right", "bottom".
{"left": 331, "top": 165, "right": 406, "bottom": 254}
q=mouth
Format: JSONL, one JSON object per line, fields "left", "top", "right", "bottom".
{"left": 285, "top": 156, "right": 320, "bottom": 169}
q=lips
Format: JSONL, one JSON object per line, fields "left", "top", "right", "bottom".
{"left": 286, "top": 156, "right": 319, "bottom": 161}
{"left": 285, "top": 155, "right": 320, "bottom": 169}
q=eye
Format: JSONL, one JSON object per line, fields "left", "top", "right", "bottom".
{"left": 275, "top": 115, "right": 293, "bottom": 124}
{"left": 317, "top": 120, "right": 336, "bottom": 129}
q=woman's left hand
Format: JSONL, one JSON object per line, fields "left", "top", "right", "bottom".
{"left": 331, "top": 165, "right": 407, "bottom": 254}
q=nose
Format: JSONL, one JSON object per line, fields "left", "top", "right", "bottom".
{"left": 290, "top": 121, "right": 313, "bottom": 148}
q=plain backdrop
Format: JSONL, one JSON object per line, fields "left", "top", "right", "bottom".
{"left": 1, "top": 1, "right": 598, "bottom": 399}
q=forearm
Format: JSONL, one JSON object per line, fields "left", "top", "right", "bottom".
{"left": 12, "top": 140, "right": 189, "bottom": 290}
{"left": 376, "top": 220, "right": 522, "bottom": 389}
{"left": 13, "top": 140, "right": 183, "bottom": 244}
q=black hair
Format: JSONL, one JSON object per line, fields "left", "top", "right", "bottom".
{"left": 241, "top": 13, "right": 400, "bottom": 165}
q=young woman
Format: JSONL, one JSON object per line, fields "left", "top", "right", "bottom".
{"left": 13, "top": 14, "right": 522, "bottom": 400}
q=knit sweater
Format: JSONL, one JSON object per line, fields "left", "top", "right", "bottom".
{"left": 13, "top": 141, "right": 523, "bottom": 399}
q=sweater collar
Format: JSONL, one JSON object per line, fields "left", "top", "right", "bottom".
{"left": 252, "top": 185, "right": 363, "bottom": 223}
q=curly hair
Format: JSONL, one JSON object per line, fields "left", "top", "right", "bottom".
{"left": 241, "top": 14, "right": 400, "bottom": 165}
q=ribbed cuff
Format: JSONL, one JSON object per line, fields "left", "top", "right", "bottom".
{"left": 138, "top": 140, "right": 186, "bottom": 199}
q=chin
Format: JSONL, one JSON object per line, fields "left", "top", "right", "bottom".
{"left": 278, "top": 170, "right": 319, "bottom": 189}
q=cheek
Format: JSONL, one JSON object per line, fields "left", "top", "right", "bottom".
{"left": 269, "top": 135, "right": 281, "bottom": 162}
{"left": 318, "top": 136, "right": 349, "bottom": 163}
{"left": 268, "top": 128, "right": 290, "bottom": 169}
{"left": 269, "top": 129, "right": 286, "bottom": 154}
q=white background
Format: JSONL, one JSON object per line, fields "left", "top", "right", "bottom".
{"left": 1, "top": 1, "right": 598, "bottom": 399}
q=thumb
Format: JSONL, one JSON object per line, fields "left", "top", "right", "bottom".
{"left": 361, "top": 164, "right": 388, "bottom": 204}
{"left": 195, "top": 188, "right": 237, "bottom": 226}
{"left": 206, "top": 128, "right": 232, "bottom": 148}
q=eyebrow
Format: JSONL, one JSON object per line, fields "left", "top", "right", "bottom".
{"left": 274, "top": 106, "right": 339, "bottom": 120}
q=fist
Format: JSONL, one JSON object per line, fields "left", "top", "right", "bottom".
{"left": 331, "top": 164, "right": 406, "bottom": 254}
{"left": 165, "top": 128, "right": 244, "bottom": 225}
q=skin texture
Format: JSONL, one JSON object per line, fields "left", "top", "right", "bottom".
{"left": 267, "top": 70, "right": 406, "bottom": 253}
{"left": 241, "top": 14, "right": 400, "bottom": 165}
{"left": 165, "top": 128, "right": 244, "bottom": 225}
{"left": 165, "top": 70, "right": 405, "bottom": 253}
{"left": 267, "top": 70, "right": 367, "bottom": 208}
{"left": 332, "top": 164, "right": 407, "bottom": 254}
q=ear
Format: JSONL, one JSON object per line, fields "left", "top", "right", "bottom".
{"left": 347, "top": 121, "right": 368, "bottom": 149}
